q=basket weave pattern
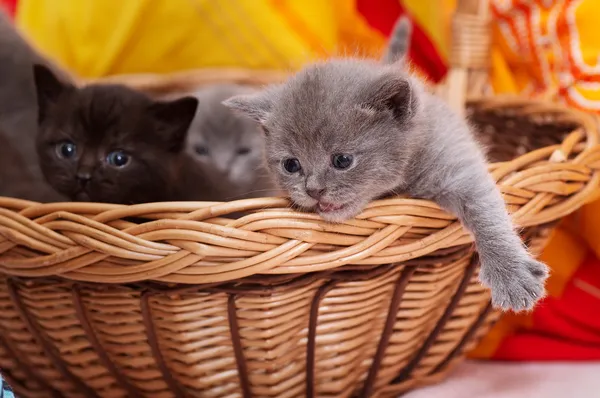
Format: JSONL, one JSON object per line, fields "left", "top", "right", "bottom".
{"left": 0, "top": 99, "right": 598, "bottom": 397}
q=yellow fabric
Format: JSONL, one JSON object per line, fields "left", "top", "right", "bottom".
{"left": 403, "top": 0, "right": 454, "bottom": 60}
{"left": 16, "top": 0, "right": 386, "bottom": 78}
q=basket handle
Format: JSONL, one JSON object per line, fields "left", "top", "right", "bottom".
{"left": 443, "top": 0, "right": 491, "bottom": 115}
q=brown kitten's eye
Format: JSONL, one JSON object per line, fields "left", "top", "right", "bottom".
{"left": 332, "top": 154, "right": 353, "bottom": 170}
{"left": 55, "top": 141, "right": 77, "bottom": 159}
{"left": 106, "top": 151, "right": 130, "bottom": 168}
{"left": 195, "top": 145, "right": 209, "bottom": 156}
{"left": 237, "top": 147, "right": 251, "bottom": 155}
{"left": 283, "top": 158, "right": 301, "bottom": 173}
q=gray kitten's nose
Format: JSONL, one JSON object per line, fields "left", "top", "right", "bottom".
{"left": 306, "top": 188, "right": 325, "bottom": 200}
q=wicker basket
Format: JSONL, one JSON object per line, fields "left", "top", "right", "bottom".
{"left": 1, "top": 2, "right": 600, "bottom": 398}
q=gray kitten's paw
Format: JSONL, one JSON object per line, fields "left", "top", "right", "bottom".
{"left": 479, "top": 257, "right": 549, "bottom": 312}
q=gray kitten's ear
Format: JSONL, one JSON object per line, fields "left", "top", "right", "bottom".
{"left": 368, "top": 75, "right": 419, "bottom": 121}
{"left": 382, "top": 16, "right": 412, "bottom": 64}
{"left": 222, "top": 92, "right": 274, "bottom": 124}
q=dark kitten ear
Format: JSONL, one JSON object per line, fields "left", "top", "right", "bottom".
{"left": 33, "top": 64, "right": 73, "bottom": 121}
{"left": 366, "top": 75, "right": 419, "bottom": 121}
{"left": 148, "top": 96, "right": 199, "bottom": 151}
{"left": 222, "top": 91, "right": 275, "bottom": 124}
{"left": 149, "top": 96, "right": 199, "bottom": 126}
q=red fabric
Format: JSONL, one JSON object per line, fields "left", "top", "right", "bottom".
{"left": 356, "top": 0, "right": 448, "bottom": 82}
{"left": 0, "top": 0, "right": 16, "bottom": 17}
{"left": 493, "top": 254, "right": 600, "bottom": 361}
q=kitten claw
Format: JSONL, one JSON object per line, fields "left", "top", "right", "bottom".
{"left": 479, "top": 256, "right": 549, "bottom": 313}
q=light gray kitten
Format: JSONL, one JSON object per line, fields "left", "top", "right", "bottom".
{"left": 185, "top": 84, "right": 278, "bottom": 200}
{"left": 223, "top": 58, "right": 549, "bottom": 312}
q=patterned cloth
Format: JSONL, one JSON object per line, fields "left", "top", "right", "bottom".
{"left": 0, "top": 374, "right": 16, "bottom": 398}
{"left": 489, "top": 0, "right": 600, "bottom": 109}
{"left": 469, "top": 0, "right": 600, "bottom": 361}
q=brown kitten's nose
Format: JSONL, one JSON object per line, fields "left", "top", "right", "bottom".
{"left": 76, "top": 171, "right": 92, "bottom": 184}
{"left": 306, "top": 188, "right": 325, "bottom": 200}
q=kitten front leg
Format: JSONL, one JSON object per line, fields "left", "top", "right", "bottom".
{"left": 434, "top": 175, "right": 549, "bottom": 312}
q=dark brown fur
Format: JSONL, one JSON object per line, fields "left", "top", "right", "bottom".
{"left": 33, "top": 64, "right": 216, "bottom": 204}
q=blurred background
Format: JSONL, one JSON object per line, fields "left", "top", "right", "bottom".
{"left": 2, "top": 0, "right": 453, "bottom": 81}
{"left": 0, "top": 0, "right": 599, "bottom": 396}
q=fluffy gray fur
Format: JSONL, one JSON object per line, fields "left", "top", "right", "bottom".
{"left": 223, "top": 58, "right": 548, "bottom": 312}
{"left": 382, "top": 16, "right": 412, "bottom": 64}
{"left": 0, "top": 10, "right": 68, "bottom": 201}
{"left": 186, "top": 84, "right": 278, "bottom": 200}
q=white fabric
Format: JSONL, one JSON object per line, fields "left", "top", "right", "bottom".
{"left": 404, "top": 361, "right": 600, "bottom": 398}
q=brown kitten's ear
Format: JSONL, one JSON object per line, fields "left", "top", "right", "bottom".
{"left": 148, "top": 96, "right": 199, "bottom": 151}
{"left": 222, "top": 91, "right": 274, "bottom": 124}
{"left": 33, "top": 64, "right": 73, "bottom": 121}
{"left": 368, "top": 75, "right": 419, "bottom": 122}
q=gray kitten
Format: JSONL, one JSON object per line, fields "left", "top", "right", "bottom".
{"left": 0, "top": 10, "right": 69, "bottom": 201}
{"left": 223, "top": 59, "right": 549, "bottom": 312}
{"left": 185, "top": 84, "right": 278, "bottom": 200}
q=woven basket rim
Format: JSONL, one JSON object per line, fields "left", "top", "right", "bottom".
{"left": 82, "top": 67, "right": 290, "bottom": 94}
{"left": 0, "top": 95, "right": 599, "bottom": 284}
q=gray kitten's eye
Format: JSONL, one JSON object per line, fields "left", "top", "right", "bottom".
{"left": 237, "top": 147, "right": 251, "bottom": 155}
{"left": 195, "top": 145, "right": 209, "bottom": 156}
{"left": 332, "top": 154, "right": 353, "bottom": 169}
{"left": 56, "top": 141, "right": 76, "bottom": 159}
{"left": 106, "top": 151, "right": 130, "bottom": 168}
{"left": 283, "top": 158, "right": 302, "bottom": 173}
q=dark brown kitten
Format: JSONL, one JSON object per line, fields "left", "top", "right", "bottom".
{"left": 33, "top": 64, "right": 213, "bottom": 204}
